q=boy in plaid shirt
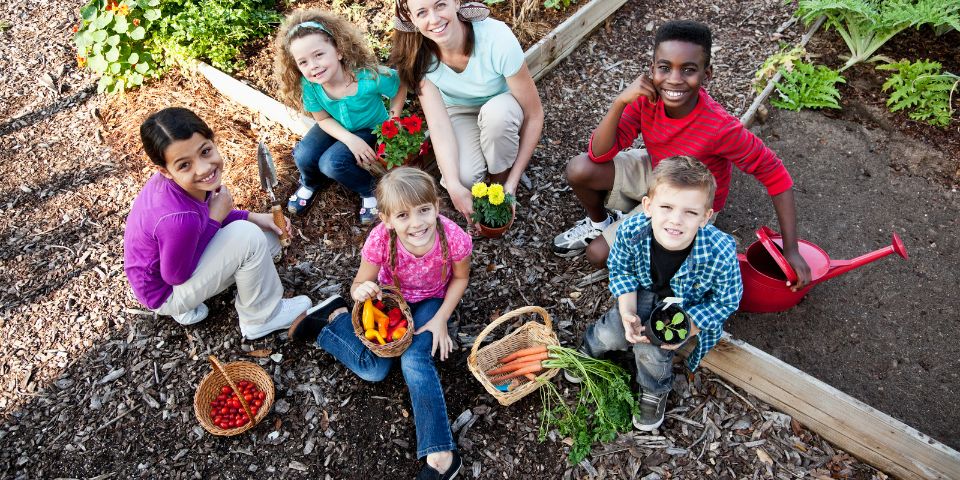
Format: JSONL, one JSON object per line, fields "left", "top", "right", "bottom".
{"left": 571, "top": 156, "right": 742, "bottom": 430}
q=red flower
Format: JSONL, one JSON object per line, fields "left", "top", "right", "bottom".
{"left": 381, "top": 120, "right": 399, "bottom": 139}
{"left": 132, "top": 18, "right": 140, "bottom": 26}
{"left": 72, "top": 24, "right": 79, "bottom": 33}
{"left": 400, "top": 115, "right": 422, "bottom": 134}
{"left": 376, "top": 143, "right": 386, "bottom": 157}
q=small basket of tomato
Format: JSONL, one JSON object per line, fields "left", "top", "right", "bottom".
{"left": 351, "top": 285, "right": 414, "bottom": 357}
{"left": 193, "top": 355, "right": 274, "bottom": 436}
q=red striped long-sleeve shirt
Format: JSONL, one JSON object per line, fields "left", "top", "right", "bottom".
{"left": 588, "top": 88, "right": 793, "bottom": 211}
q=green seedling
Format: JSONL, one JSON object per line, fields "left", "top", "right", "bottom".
{"left": 655, "top": 312, "right": 688, "bottom": 342}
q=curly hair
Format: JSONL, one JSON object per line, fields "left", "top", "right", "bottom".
{"left": 273, "top": 9, "right": 379, "bottom": 112}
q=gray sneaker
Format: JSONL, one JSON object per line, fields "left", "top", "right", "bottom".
{"left": 633, "top": 391, "right": 668, "bottom": 431}
{"left": 552, "top": 211, "right": 622, "bottom": 257}
{"left": 172, "top": 303, "right": 209, "bottom": 325}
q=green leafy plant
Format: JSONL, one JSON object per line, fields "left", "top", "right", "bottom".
{"left": 470, "top": 182, "right": 515, "bottom": 228}
{"left": 73, "top": 0, "right": 279, "bottom": 94}
{"left": 754, "top": 45, "right": 806, "bottom": 93}
{"left": 877, "top": 59, "right": 959, "bottom": 127}
{"left": 73, "top": 0, "right": 165, "bottom": 94}
{"left": 771, "top": 60, "right": 846, "bottom": 111}
{"left": 655, "top": 312, "right": 689, "bottom": 342}
{"left": 374, "top": 115, "right": 427, "bottom": 170}
{"left": 543, "top": 0, "right": 577, "bottom": 10}
{"left": 794, "top": 0, "right": 960, "bottom": 70}
{"left": 538, "top": 346, "right": 637, "bottom": 464}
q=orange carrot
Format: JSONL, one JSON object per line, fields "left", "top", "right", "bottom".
{"left": 499, "top": 345, "right": 547, "bottom": 364}
{"left": 509, "top": 352, "right": 549, "bottom": 365}
{"left": 524, "top": 373, "right": 537, "bottom": 381}
{"left": 495, "top": 363, "right": 543, "bottom": 381}
{"left": 486, "top": 358, "right": 541, "bottom": 376}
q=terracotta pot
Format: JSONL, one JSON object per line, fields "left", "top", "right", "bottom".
{"left": 372, "top": 139, "right": 432, "bottom": 176}
{"left": 475, "top": 204, "right": 516, "bottom": 239}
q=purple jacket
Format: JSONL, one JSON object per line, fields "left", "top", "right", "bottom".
{"left": 123, "top": 173, "right": 248, "bottom": 309}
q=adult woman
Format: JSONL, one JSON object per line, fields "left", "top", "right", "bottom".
{"left": 391, "top": 0, "right": 544, "bottom": 224}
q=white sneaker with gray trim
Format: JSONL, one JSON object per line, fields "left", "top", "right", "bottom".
{"left": 172, "top": 303, "right": 209, "bottom": 325}
{"left": 552, "top": 211, "right": 623, "bottom": 257}
{"left": 241, "top": 295, "right": 312, "bottom": 340}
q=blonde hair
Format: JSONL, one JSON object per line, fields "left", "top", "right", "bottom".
{"left": 648, "top": 156, "right": 717, "bottom": 209}
{"left": 375, "top": 167, "right": 450, "bottom": 285}
{"left": 273, "top": 9, "right": 379, "bottom": 112}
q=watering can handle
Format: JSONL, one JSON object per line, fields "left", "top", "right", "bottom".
{"left": 756, "top": 226, "right": 799, "bottom": 284}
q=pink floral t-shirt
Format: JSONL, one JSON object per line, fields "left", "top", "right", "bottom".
{"left": 361, "top": 215, "right": 473, "bottom": 303}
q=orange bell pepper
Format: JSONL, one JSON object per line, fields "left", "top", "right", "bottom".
{"left": 391, "top": 327, "right": 407, "bottom": 341}
{"left": 364, "top": 329, "right": 386, "bottom": 345}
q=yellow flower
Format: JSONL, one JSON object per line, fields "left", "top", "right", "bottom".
{"left": 116, "top": 3, "right": 129, "bottom": 15}
{"left": 487, "top": 184, "right": 504, "bottom": 205}
{"left": 471, "top": 182, "right": 488, "bottom": 198}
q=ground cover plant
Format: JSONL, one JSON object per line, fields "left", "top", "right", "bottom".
{"left": 877, "top": 59, "right": 959, "bottom": 126}
{"left": 771, "top": 59, "right": 846, "bottom": 111}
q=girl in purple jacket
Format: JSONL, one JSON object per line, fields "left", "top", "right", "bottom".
{"left": 123, "top": 107, "right": 312, "bottom": 339}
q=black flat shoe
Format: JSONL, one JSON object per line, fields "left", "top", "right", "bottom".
{"left": 287, "top": 295, "right": 347, "bottom": 342}
{"left": 416, "top": 450, "right": 462, "bottom": 480}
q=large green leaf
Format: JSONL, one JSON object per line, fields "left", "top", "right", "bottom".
{"left": 113, "top": 15, "right": 128, "bottom": 33}
{"left": 135, "top": 61, "right": 151, "bottom": 74}
{"left": 87, "top": 55, "right": 109, "bottom": 73}
{"left": 127, "top": 52, "right": 139, "bottom": 64}
{"left": 106, "top": 34, "right": 120, "bottom": 46}
{"left": 143, "top": 9, "right": 161, "bottom": 21}
{"left": 105, "top": 47, "right": 120, "bottom": 62}
{"left": 128, "top": 26, "right": 146, "bottom": 40}
{"left": 92, "top": 29, "right": 108, "bottom": 42}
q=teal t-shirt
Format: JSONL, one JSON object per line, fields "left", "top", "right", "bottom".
{"left": 425, "top": 18, "right": 525, "bottom": 107}
{"left": 301, "top": 67, "right": 401, "bottom": 131}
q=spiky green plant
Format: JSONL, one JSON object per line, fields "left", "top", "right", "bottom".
{"left": 771, "top": 60, "right": 846, "bottom": 111}
{"left": 794, "top": 0, "right": 960, "bottom": 70}
{"left": 877, "top": 59, "right": 959, "bottom": 127}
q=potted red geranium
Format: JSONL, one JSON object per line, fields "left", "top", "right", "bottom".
{"left": 370, "top": 114, "right": 430, "bottom": 176}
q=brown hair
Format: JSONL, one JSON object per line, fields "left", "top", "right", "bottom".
{"left": 648, "top": 156, "right": 717, "bottom": 209}
{"left": 273, "top": 9, "right": 379, "bottom": 112}
{"left": 389, "top": 0, "right": 475, "bottom": 95}
{"left": 376, "top": 167, "right": 451, "bottom": 287}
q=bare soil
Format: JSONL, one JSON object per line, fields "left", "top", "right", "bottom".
{"left": 0, "top": 0, "right": 951, "bottom": 478}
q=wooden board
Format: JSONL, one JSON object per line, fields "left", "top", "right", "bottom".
{"left": 697, "top": 335, "right": 960, "bottom": 480}
{"left": 197, "top": 0, "right": 627, "bottom": 135}
{"left": 525, "top": 0, "right": 629, "bottom": 81}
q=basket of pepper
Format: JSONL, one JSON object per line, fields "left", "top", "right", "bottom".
{"left": 193, "top": 355, "right": 274, "bottom": 436}
{"left": 351, "top": 285, "right": 414, "bottom": 357}
{"left": 467, "top": 306, "right": 561, "bottom": 406}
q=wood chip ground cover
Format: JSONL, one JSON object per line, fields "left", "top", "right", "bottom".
{"left": 0, "top": 0, "right": 943, "bottom": 478}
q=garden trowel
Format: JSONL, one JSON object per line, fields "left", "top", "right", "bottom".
{"left": 256, "top": 141, "right": 291, "bottom": 247}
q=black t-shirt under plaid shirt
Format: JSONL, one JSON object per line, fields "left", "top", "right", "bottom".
{"left": 650, "top": 236, "right": 693, "bottom": 298}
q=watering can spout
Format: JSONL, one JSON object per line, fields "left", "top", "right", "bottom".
{"left": 811, "top": 232, "right": 909, "bottom": 287}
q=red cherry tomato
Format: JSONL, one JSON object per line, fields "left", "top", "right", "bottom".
{"left": 220, "top": 386, "right": 231, "bottom": 395}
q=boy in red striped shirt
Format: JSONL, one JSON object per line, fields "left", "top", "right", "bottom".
{"left": 552, "top": 20, "right": 810, "bottom": 289}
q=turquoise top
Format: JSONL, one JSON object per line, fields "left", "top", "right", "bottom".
{"left": 301, "top": 67, "right": 401, "bottom": 131}
{"left": 425, "top": 18, "right": 525, "bottom": 107}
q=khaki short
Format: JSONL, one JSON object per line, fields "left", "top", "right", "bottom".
{"left": 600, "top": 149, "right": 718, "bottom": 245}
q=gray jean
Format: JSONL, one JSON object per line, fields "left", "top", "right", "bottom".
{"left": 581, "top": 305, "right": 675, "bottom": 396}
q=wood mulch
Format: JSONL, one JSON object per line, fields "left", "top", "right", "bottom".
{"left": 0, "top": 0, "right": 907, "bottom": 478}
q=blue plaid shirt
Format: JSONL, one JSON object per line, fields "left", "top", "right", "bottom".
{"left": 607, "top": 214, "right": 743, "bottom": 371}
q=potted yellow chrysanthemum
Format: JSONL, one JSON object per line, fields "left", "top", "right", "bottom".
{"left": 470, "top": 182, "right": 516, "bottom": 238}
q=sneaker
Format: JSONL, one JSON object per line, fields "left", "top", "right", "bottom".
{"left": 359, "top": 206, "right": 378, "bottom": 225}
{"left": 287, "top": 295, "right": 348, "bottom": 342}
{"left": 562, "top": 369, "right": 582, "bottom": 384}
{"left": 241, "top": 295, "right": 311, "bottom": 340}
{"left": 416, "top": 451, "right": 462, "bottom": 480}
{"left": 552, "top": 211, "right": 621, "bottom": 257}
{"left": 172, "top": 303, "right": 209, "bottom": 325}
{"left": 287, "top": 185, "right": 317, "bottom": 216}
{"left": 633, "top": 391, "right": 669, "bottom": 431}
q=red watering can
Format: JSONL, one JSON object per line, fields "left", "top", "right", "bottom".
{"left": 738, "top": 226, "right": 908, "bottom": 313}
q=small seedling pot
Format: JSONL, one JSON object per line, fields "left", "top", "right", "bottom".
{"left": 642, "top": 298, "right": 691, "bottom": 348}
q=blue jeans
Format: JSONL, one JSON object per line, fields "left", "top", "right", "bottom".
{"left": 315, "top": 297, "right": 456, "bottom": 458}
{"left": 293, "top": 125, "right": 376, "bottom": 197}
{"left": 581, "top": 305, "right": 675, "bottom": 396}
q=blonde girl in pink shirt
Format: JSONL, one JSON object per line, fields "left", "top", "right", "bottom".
{"left": 288, "top": 167, "right": 471, "bottom": 478}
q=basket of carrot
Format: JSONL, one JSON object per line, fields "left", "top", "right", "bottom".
{"left": 467, "top": 306, "right": 560, "bottom": 406}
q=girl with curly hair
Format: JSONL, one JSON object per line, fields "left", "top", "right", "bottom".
{"left": 274, "top": 9, "right": 407, "bottom": 224}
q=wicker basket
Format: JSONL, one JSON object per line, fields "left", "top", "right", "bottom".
{"left": 193, "top": 355, "right": 275, "bottom": 436}
{"left": 351, "top": 286, "right": 414, "bottom": 357}
{"left": 467, "top": 306, "right": 560, "bottom": 406}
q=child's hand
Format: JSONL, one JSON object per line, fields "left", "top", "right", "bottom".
{"left": 659, "top": 322, "right": 700, "bottom": 351}
{"left": 208, "top": 186, "right": 235, "bottom": 222}
{"left": 248, "top": 212, "right": 290, "bottom": 236}
{"left": 351, "top": 281, "right": 381, "bottom": 302}
{"left": 621, "top": 312, "right": 645, "bottom": 344}
{"left": 617, "top": 74, "right": 658, "bottom": 107}
{"left": 345, "top": 134, "right": 377, "bottom": 166}
{"left": 415, "top": 316, "right": 455, "bottom": 361}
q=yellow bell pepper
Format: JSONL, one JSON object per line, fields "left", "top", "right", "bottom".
{"left": 362, "top": 299, "right": 375, "bottom": 331}
{"left": 364, "top": 329, "right": 386, "bottom": 345}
